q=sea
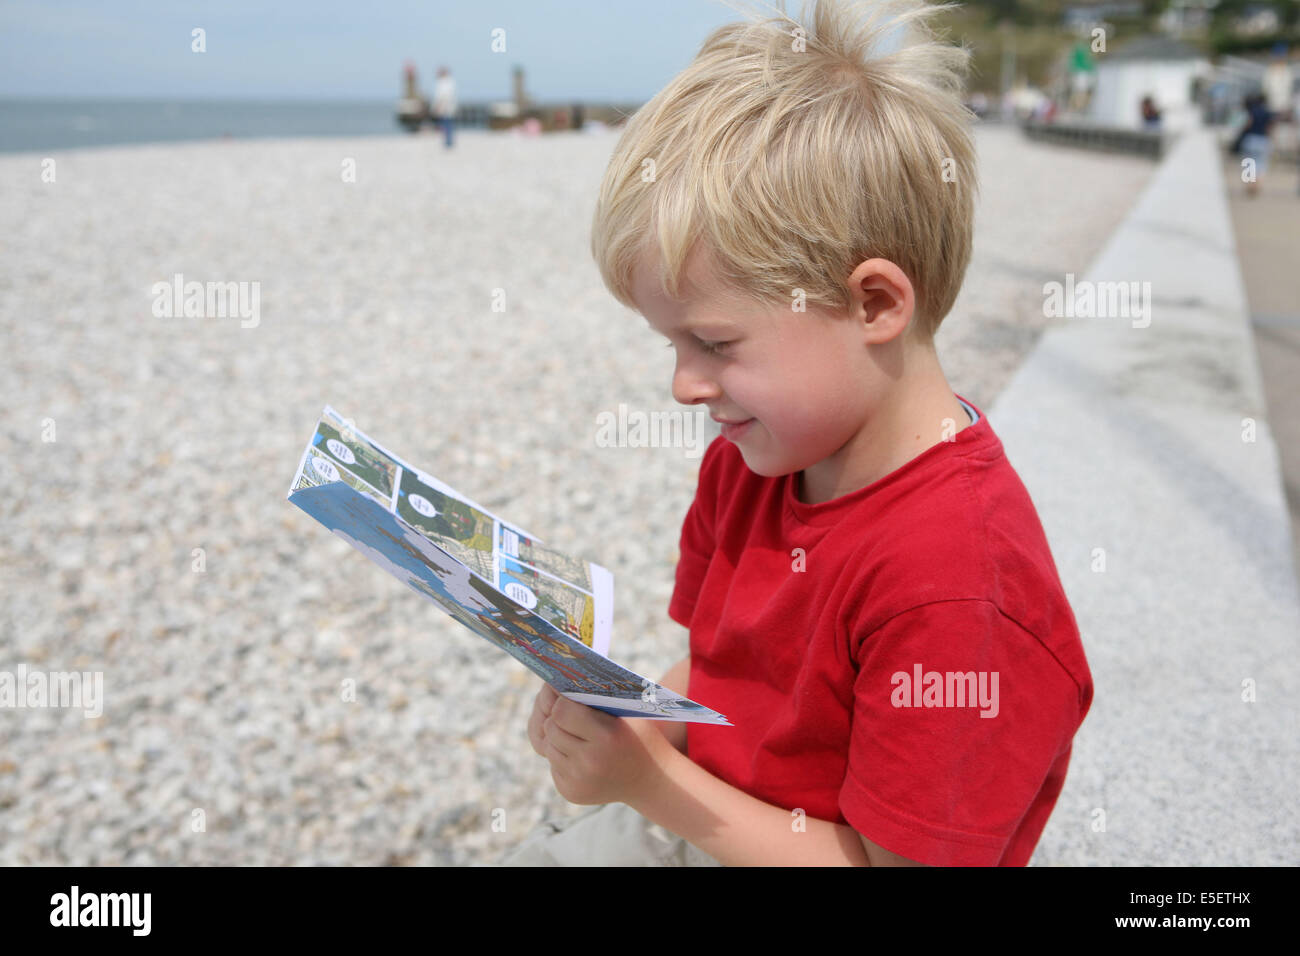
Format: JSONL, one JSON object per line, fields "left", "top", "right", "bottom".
{"left": 0, "top": 98, "right": 477, "bottom": 154}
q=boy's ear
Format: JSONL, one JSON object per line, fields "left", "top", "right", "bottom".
{"left": 846, "top": 258, "right": 916, "bottom": 344}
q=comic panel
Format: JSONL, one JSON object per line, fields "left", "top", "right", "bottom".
{"left": 498, "top": 525, "right": 593, "bottom": 592}
{"left": 311, "top": 418, "right": 399, "bottom": 500}
{"left": 499, "top": 555, "right": 596, "bottom": 648}
{"left": 293, "top": 446, "right": 389, "bottom": 510}
{"left": 461, "top": 573, "right": 645, "bottom": 697}
{"left": 395, "top": 467, "right": 496, "bottom": 581}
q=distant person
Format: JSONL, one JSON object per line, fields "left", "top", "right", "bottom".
{"left": 432, "top": 66, "right": 457, "bottom": 149}
{"left": 1234, "top": 92, "right": 1275, "bottom": 198}
{"left": 1140, "top": 95, "right": 1162, "bottom": 131}
{"left": 1067, "top": 42, "right": 1095, "bottom": 113}
{"left": 397, "top": 59, "right": 428, "bottom": 133}
{"left": 403, "top": 60, "right": 419, "bottom": 101}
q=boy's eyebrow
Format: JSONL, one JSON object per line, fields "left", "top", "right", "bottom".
{"left": 644, "top": 316, "right": 740, "bottom": 337}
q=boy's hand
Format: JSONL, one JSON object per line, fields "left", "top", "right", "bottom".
{"left": 526, "top": 683, "right": 672, "bottom": 806}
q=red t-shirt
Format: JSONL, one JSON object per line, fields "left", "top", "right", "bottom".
{"left": 669, "top": 395, "right": 1093, "bottom": 866}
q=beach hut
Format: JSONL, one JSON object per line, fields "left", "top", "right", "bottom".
{"left": 1089, "top": 35, "right": 1212, "bottom": 132}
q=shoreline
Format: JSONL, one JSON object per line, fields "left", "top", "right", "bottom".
{"left": 0, "top": 125, "right": 614, "bottom": 158}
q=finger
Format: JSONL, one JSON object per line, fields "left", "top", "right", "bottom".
{"left": 544, "top": 728, "right": 571, "bottom": 761}
{"left": 542, "top": 690, "right": 592, "bottom": 742}
{"left": 527, "top": 688, "right": 551, "bottom": 757}
{"left": 527, "top": 708, "right": 546, "bottom": 757}
{"left": 549, "top": 695, "right": 611, "bottom": 741}
{"left": 543, "top": 715, "right": 586, "bottom": 758}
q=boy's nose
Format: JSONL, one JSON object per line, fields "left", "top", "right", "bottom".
{"left": 671, "top": 359, "right": 720, "bottom": 408}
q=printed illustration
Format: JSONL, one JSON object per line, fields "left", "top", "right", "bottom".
{"left": 287, "top": 408, "right": 711, "bottom": 719}
{"left": 499, "top": 525, "right": 593, "bottom": 591}
{"left": 395, "top": 466, "right": 496, "bottom": 580}
{"left": 499, "top": 555, "right": 596, "bottom": 647}
{"left": 312, "top": 419, "right": 399, "bottom": 499}
{"left": 293, "top": 446, "right": 389, "bottom": 510}
{"left": 286, "top": 480, "right": 729, "bottom": 724}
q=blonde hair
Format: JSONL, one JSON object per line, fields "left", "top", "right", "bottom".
{"left": 590, "top": 0, "right": 977, "bottom": 342}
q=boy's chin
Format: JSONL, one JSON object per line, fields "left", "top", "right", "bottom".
{"left": 734, "top": 447, "right": 798, "bottom": 479}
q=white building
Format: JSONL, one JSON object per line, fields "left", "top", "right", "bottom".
{"left": 1090, "top": 35, "right": 1212, "bottom": 132}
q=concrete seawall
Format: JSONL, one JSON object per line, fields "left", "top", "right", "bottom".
{"left": 990, "top": 128, "right": 1300, "bottom": 865}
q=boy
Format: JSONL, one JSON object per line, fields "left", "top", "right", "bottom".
{"left": 500, "top": 0, "right": 1093, "bottom": 866}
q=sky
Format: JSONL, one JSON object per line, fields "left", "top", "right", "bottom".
{"left": 0, "top": 0, "right": 785, "bottom": 102}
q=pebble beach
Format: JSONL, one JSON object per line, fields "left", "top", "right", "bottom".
{"left": 0, "top": 123, "right": 1153, "bottom": 865}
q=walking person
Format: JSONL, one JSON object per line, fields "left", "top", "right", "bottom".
{"left": 1235, "top": 92, "right": 1275, "bottom": 198}
{"left": 432, "top": 66, "right": 457, "bottom": 149}
{"left": 1140, "top": 95, "right": 1162, "bottom": 131}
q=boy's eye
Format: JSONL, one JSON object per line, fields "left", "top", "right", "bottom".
{"left": 663, "top": 339, "right": 729, "bottom": 355}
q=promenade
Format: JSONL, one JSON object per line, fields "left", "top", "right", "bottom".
{"left": 994, "top": 129, "right": 1300, "bottom": 865}
{"left": 1222, "top": 149, "right": 1300, "bottom": 592}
